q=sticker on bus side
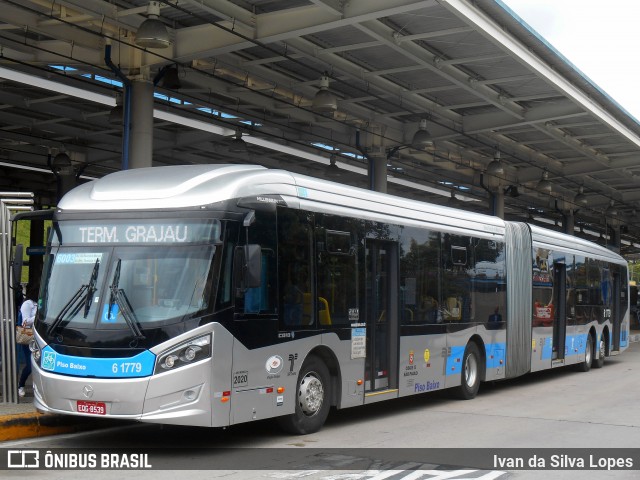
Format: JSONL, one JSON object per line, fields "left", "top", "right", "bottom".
{"left": 40, "top": 346, "right": 155, "bottom": 378}
{"left": 351, "top": 327, "right": 366, "bottom": 359}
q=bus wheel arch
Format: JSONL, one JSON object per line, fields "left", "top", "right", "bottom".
{"left": 454, "top": 336, "right": 485, "bottom": 400}
{"left": 276, "top": 350, "right": 337, "bottom": 435}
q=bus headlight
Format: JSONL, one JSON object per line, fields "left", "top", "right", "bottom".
{"left": 155, "top": 334, "right": 212, "bottom": 373}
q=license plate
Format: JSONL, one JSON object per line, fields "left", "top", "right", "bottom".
{"left": 76, "top": 400, "right": 106, "bottom": 415}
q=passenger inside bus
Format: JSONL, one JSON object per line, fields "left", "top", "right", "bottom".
{"left": 487, "top": 307, "right": 503, "bottom": 330}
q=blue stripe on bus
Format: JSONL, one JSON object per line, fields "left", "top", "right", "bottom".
{"left": 441, "top": 331, "right": 609, "bottom": 374}
{"left": 40, "top": 345, "right": 156, "bottom": 378}
{"left": 540, "top": 337, "right": 553, "bottom": 360}
{"left": 485, "top": 342, "right": 506, "bottom": 369}
{"left": 620, "top": 329, "right": 629, "bottom": 348}
{"left": 539, "top": 334, "right": 589, "bottom": 360}
{"left": 446, "top": 343, "right": 508, "bottom": 376}
{"left": 445, "top": 345, "right": 466, "bottom": 375}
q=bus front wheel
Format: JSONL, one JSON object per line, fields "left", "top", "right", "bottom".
{"left": 277, "top": 355, "right": 331, "bottom": 435}
{"left": 454, "top": 342, "right": 481, "bottom": 400}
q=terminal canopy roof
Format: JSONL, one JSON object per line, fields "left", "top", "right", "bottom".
{"left": 1, "top": 0, "right": 639, "bottom": 253}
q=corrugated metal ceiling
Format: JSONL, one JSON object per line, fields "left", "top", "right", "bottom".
{"left": 0, "top": 0, "right": 639, "bottom": 252}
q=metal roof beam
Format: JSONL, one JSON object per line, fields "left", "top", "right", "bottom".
{"left": 478, "top": 74, "right": 536, "bottom": 86}
{"left": 396, "top": 26, "right": 475, "bottom": 43}
{"left": 0, "top": 3, "right": 104, "bottom": 50}
{"left": 204, "top": 52, "right": 408, "bottom": 135}
{"left": 317, "top": 41, "right": 382, "bottom": 55}
{"left": 256, "top": 0, "right": 438, "bottom": 42}
{"left": 463, "top": 101, "right": 585, "bottom": 134}
{"left": 309, "top": 0, "right": 345, "bottom": 16}
{"left": 172, "top": 0, "right": 437, "bottom": 62}
{"left": 45, "top": 0, "right": 142, "bottom": 30}
{"left": 180, "top": 0, "right": 254, "bottom": 27}
{"left": 241, "top": 54, "right": 304, "bottom": 67}
{"left": 440, "top": 0, "right": 640, "bottom": 150}
{"left": 366, "top": 65, "right": 429, "bottom": 77}
{"left": 355, "top": 19, "right": 525, "bottom": 120}
{"left": 438, "top": 53, "right": 509, "bottom": 66}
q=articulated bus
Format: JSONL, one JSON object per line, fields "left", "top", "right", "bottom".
{"left": 19, "top": 164, "right": 629, "bottom": 434}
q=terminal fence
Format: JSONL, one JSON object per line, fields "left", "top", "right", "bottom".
{"left": 1, "top": 192, "right": 33, "bottom": 404}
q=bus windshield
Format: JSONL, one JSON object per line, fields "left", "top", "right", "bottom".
{"left": 39, "top": 244, "right": 217, "bottom": 331}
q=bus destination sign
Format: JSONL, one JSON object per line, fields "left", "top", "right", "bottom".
{"left": 54, "top": 220, "right": 220, "bottom": 245}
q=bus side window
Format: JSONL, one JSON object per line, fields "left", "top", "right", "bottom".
{"left": 232, "top": 211, "right": 278, "bottom": 317}
{"left": 400, "top": 229, "right": 440, "bottom": 325}
{"left": 316, "top": 228, "right": 357, "bottom": 326}
{"left": 217, "top": 221, "right": 238, "bottom": 311}
{"left": 278, "top": 208, "right": 314, "bottom": 328}
{"left": 242, "top": 249, "right": 274, "bottom": 314}
{"left": 442, "top": 234, "right": 472, "bottom": 323}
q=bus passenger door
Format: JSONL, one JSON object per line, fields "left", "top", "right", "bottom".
{"left": 365, "top": 240, "right": 399, "bottom": 392}
{"left": 612, "top": 272, "right": 621, "bottom": 352}
{"left": 553, "top": 262, "right": 567, "bottom": 361}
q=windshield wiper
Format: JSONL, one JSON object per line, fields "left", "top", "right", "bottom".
{"left": 47, "top": 259, "right": 100, "bottom": 336}
{"left": 47, "top": 285, "right": 87, "bottom": 336}
{"left": 84, "top": 259, "right": 100, "bottom": 318}
{"left": 108, "top": 259, "right": 145, "bottom": 340}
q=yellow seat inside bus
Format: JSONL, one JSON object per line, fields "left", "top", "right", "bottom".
{"left": 443, "top": 296, "right": 462, "bottom": 321}
{"left": 303, "top": 293, "right": 332, "bottom": 325}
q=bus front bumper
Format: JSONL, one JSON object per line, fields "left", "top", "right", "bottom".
{"left": 32, "top": 362, "right": 214, "bottom": 427}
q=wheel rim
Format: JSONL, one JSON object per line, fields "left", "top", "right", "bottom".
{"left": 585, "top": 337, "right": 592, "bottom": 364}
{"left": 599, "top": 339, "right": 605, "bottom": 360}
{"left": 298, "top": 371, "right": 324, "bottom": 416}
{"left": 465, "top": 353, "right": 478, "bottom": 388}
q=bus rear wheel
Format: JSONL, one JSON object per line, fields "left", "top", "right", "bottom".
{"left": 276, "top": 355, "right": 331, "bottom": 435}
{"left": 576, "top": 334, "right": 593, "bottom": 372}
{"left": 454, "top": 342, "right": 481, "bottom": 400}
{"left": 593, "top": 336, "right": 606, "bottom": 369}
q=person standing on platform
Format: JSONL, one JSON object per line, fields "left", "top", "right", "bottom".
{"left": 18, "top": 284, "right": 38, "bottom": 397}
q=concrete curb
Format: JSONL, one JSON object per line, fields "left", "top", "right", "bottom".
{"left": 0, "top": 411, "right": 122, "bottom": 442}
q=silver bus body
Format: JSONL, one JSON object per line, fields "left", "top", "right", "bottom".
{"left": 29, "top": 165, "right": 629, "bottom": 431}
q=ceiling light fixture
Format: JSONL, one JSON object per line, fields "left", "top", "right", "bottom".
{"left": 228, "top": 129, "right": 247, "bottom": 153}
{"left": 536, "top": 170, "right": 552, "bottom": 193}
{"left": 326, "top": 156, "right": 342, "bottom": 177}
{"left": 486, "top": 148, "right": 504, "bottom": 176}
{"left": 161, "top": 66, "right": 181, "bottom": 89}
{"left": 446, "top": 190, "right": 459, "bottom": 207}
{"left": 311, "top": 73, "right": 337, "bottom": 113}
{"left": 574, "top": 185, "right": 588, "bottom": 206}
{"left": 51, "top": 152, "right": 74, "bottom": 176}
{"left": 504, "top": 185, "right": 519, "bottom": 198}
{"left": 411, "top": 119, "right": 434, "bottom": 150}
{"left": 135, "top": 1, "right": 170, "bottom": 49}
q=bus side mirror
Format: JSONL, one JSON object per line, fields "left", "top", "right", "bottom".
{"left": 234, "top": 244, "right": 262, "bottom": 291}
{"left": 10, "top": 244, "right": 23, "bottom": 290}
{"left": 244, "top": 244, "right": 262, "bottom": 288}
